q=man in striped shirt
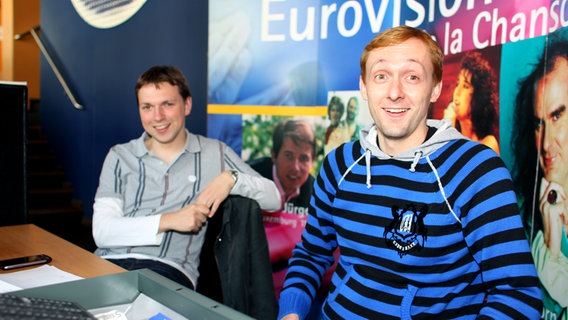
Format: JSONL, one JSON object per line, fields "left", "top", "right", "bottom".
{"left": 92, "top": 65, "right": 281, "bottom": 291}
{"left": 278, "top": 26, "right": 541, "bottom": 320}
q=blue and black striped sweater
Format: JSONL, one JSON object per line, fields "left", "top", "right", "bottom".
{"left": 278, "top": 119, "right": 542, "bottom": 320}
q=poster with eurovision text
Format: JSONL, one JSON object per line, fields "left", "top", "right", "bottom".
{"left": 207, "top": 1, "right": 568, "bottom": 318}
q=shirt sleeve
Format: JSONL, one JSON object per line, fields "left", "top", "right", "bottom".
{"left": 231, "top": 173, "right": 281, "bottom": 212}
{"left": 460, "top": 154, "right": 542, "bottom": 318}
{"left": 222, "top": 143, "right": 281, "bottom": 211}
{"left": 92, "top": 197, "right": 164, "bottom": 248}
{"left": 91, "top": 148, "right": 164, "bottom": 248}
{"left": 532, "top": 230, "right": 568, "bottom": 307}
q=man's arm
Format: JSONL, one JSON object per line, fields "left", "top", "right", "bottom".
{"left": 92, "top": 148, "right": 213, "bottom": 248}
{"left": 92, "top": 197, "right": 162, "bottom": 247}
{"left": 462, "top": 157, "right": 542, "bottom": 318}
{"left": 215, "top": 143, "right": 281, "bottom": 211}
{"left": 277, "top": 156, "right": 338, "bottom": 319}
{"left": 92, "top": 149, "right": 165, "bottom": 248}
{"left": 93, "top": 196, "right": 212, "bottom": 248}
{"left": 229, "top": 171, "right": 281, "bottom": 210}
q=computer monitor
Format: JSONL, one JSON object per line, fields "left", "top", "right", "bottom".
{"left": 0, "top": 81, "right": 27, "bottom": 226}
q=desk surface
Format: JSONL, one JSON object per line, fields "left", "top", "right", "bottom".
{"left": 0, "top": 224, "right": 124, "bottom": 278}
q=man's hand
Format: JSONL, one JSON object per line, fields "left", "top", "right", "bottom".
{"left": 195, "top": 170, "right": 236, "bottom": 217}
{"left": 539, "top": 179, "right": 567, "bottom": 258}
{"left": 158, "top": 171, "right": 236, "bottom": 233}
{"left": 159, "top": 203, "right": 210, "bottom": 233}
{"left": 280, "top": 314, "right": 300, "bottom": 320}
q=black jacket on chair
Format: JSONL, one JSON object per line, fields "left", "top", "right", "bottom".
{"left": 197, "top": 195, "right": 277, "bottom": 319}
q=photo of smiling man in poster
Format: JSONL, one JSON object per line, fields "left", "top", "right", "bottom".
{"left": 506, "top": 27, "right": 568, "bottom": 320}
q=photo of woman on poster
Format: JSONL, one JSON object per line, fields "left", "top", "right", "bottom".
{"left": 511, "top": 28, "right": 568, "bottom": 320}
{"left": 442, "top": 50, "right": 500, "bottom": 154}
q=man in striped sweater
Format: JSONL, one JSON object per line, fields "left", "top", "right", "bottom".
{"left": 278, "top": 26, "right": 542, "bottom": 320}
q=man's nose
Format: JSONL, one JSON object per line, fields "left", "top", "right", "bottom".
{"left": 542, "top": 121, "right": 554, "bottom": 151}
{"left": 153, "top": 106, "right": 165, "bottom": 120}
{"left": 388, "top": 78, "right": 403, "bottom": 101}
{"left": 291, "top": 158, "right": 301, "bottom": 170}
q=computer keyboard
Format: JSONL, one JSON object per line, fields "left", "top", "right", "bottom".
{"left": 0, "top": 293, "right": 96, "bottom": 319}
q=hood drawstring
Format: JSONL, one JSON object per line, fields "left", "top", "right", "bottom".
{"left": 339, "top": 148, "right": 372, "bottom": 189}
{"left": 409, "top": 150, "right": 422, "bottom": 172}
{"left": 426, "top": 156, "right": 462, "bottom": 225}
{"left": 365, "top": 149, "right": 371, "bottom": 188}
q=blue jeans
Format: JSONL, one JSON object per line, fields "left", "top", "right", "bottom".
{"left": 107, "top": 258, "right": 194, "bottom": 290}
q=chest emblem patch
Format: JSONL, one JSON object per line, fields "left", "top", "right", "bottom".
{"left": 384, "top": 203, "right": 429, "bottom": 257}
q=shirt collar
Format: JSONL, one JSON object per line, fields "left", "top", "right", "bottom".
{"left": 134, "top": 129, "right": 200, "bottom": 157}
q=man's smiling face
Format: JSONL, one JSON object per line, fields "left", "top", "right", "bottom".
{"left": 360, "top": 38, "right": 441, "bottom": 155}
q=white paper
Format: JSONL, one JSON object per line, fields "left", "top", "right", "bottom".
{"left": 0, "top": 264, "right": 83, "bottom": 292}
{"left": 0, "top": 279, "right": 22, "bottom": 293}
{"left": 125, "top": 293, "right": 188, "bottom": 320}
{"left": 89, "top": 294, "right": 188, "bottom": 320}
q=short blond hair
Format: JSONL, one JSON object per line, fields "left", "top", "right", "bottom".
{"left": 360, "top": 26, "right": 443, "bottom": 85}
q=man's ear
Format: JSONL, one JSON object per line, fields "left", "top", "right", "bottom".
{"left": 359, "top": 76, "right": 368, "bottom": 101}
{"left": 185, "top": 96, "right": 192, "bottom": 116}
{"left": 430, "top": 81, "right": 442, "bottom": 103}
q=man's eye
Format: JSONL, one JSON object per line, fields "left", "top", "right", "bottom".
{"left": 408, "top": 75, "right": 419, "bottom": 81}
{"left": 375, "top": 74, "right": 386, "bottom": 80}
{"left": 551, "top": 105, "right": 565, "bottom": 121}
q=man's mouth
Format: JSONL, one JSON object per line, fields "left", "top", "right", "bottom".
{"left": 544, "top": 155, "right": 557, "bottom": 168}
{"left": 287, "top": 174, "right": 299, "bottom": 181}
{"left": 384, "top": 108, "right": 409, "bottom": 113}
{"left": 154, "top": 123, "right": 170, "bottom": 132}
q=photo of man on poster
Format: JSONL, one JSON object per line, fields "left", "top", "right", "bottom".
{"left": 247, "top": 118, "right": 316, "bottom": 295}
{"left": 243, "top": 115, "right": 334, "bottom": 317}
{"left": 511, "top": 27, "right": 568, "bottom": 320}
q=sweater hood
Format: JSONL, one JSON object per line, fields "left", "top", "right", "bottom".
{"left": 340, "top": 118, "right": 465, "bottom": 224}
{"left": 359, "top": 118, "right": 463, "bottom": 163}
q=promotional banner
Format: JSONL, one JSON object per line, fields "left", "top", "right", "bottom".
{"left": 208, "top": 1, "right": 568, "bottom": 317}
{"left": 503, "top": 27, "right": 568, "bottom": 320}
